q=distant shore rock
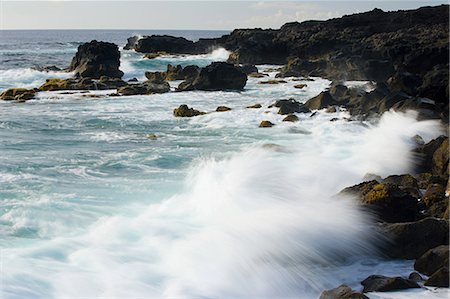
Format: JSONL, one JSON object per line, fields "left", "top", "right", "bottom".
{"left": 69, "top": 40, "right": 124, "bottom": 79}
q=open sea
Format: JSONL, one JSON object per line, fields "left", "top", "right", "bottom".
{"left": 0, "top": 30, "right": 447, "bottom": 298}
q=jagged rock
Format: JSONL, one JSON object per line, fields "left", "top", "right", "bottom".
{"left": 39, "top": 77, "right": 127, "bottom": 91}
{"left": 269, "top": 99, "right": 310, "bottom": 115}
{"left": 0, "top": 88, "right": 36, "bottom": 102}
{"left": 382, "top": 174, "right": 420, "bottom": 198}
{"left": 305, "top": 91, "right": 338, "bottom": 110}
{"left": 361, "top": 275, "right": 420, "bottom": 292}
{"left": 282, "top": 114, "right": 299, "bottom": 122}
{"left": 177, "top": 62, "right": 247, "bottom": 91}
{"left": 69, "top": 40, "right": 123, "bottom": 78}
{"left": 173, "top": 104, "right": 205, "bottom": 117}
{"left": 424, "top": 267, "right": 449, "bottom": 287}
{"left": 414, "top": 136, "right": 449, "bottom": 178}
{"left": 414, "top": 245, "right": 449, "bottom": 276}
{"left": 422, "top": 183, "right": 446, "bottom": 207}
{"left": 216, "top": 106, "right": 231, "bottom": 112}
{"left": 319, "top": 284, "right": 369, "bottom": 299}
{"left": 134, "top": 35, "right": 196, "bottom": 54}
{"left": 117, "top": 81, "right": 170, "bottom": 95}
{"left": 259, "top": 120, "right": 274, "bottom": 127}
{"left": 379, "top": 217, "right": 449, "bottom": 259}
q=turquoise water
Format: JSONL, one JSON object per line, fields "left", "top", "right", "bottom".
{"left": 0, "top": 31, "right": 447, "bottom": 298}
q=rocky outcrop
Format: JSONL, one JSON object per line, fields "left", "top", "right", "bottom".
{"left": 69, "top": 40, "right": 123, "bottom": 79}
{"left": 305, "top": 91, "right": 338, "bottom": 110}
{"left": 173, "top": 104, "right": 205, "bottom": 117}
{"left": 319, "top": 285, "right": 368, "bottom": 299}
{"left": 0, "top": 88, "right": 36, "bottom": 102}
{"left": 134, "top": 35, "right": 196, "bottom": 54}
{"left": 177, "top": 62, "right": 247, "bottom": 91}
{"left": 360, "top": 275, "right": 420, "bottom": 292}
{"left": 414, "top": 136, "right": 449, "bottom": 178}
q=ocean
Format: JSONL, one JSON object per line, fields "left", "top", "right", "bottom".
{"left": 0, "top": 30, "right": 446, "bottom": 298}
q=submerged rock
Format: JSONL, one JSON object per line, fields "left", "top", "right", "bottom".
{"left": 246, "top": 103, "right": 262, "bottom": 109}
{"left": 69, "top": 40, "right": 123, "bottom": 78}
{"left": 361, "top": 275, "right": 420, "bottom": 292}
{"left": 305, "top": 91, "right": 338, "bottom": 110}
{"left": 282, "top": 114, "right": 299, "bottom": 122}
{"left": 173, "top": 104, "right": 205, "bottom": 117}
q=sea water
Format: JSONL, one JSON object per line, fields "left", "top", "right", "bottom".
{"left": 0, "top": 30, "right": 448, "bottom": 298}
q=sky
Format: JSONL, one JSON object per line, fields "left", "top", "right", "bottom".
{"left": 1, "top": 1, "right": 448, "bottom": 30}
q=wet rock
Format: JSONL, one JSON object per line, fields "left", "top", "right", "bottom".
{"left": 143, "top": 51, "right": 168, "bottom": 59}
{"left": 128, "top": 77, "right": 138, "bottom": 82}
{"left": 319, "top": 284, "right": 369, "bottom": 299}
{"left": 248, "top": 72, "right": 269, "bottom": 78}
{"left": 173, "top": 104, "right": 205, "bottom": 117}
{"left": 97, "top": 76, "right": 128, "bottom": 89}
{"left": 177, "top": 62, "right": 247, "bottom": 91}
{"left": 408, "top": 272, "right": 424, "bottom": 282}
{"left": 269, "top": 99, "right": 310, "bottom": 115}
{"left": 0, "top": 88, "right": 36, "bottom": 101}
{"left": 117, "top": 81, "right": 170, "bottom": 95}
{"left": 340, "top": 181, "right": 419, "bottom": 223}
{"left": 361, "top": 275, "right": 420, "bottom": 292}
{"left": 259, "top": 80, "right": 287, "bottom": 84}
{"left": 39, "top": 78, "right": 96, "bottom": 91}
{"left": 305, "top": 91, "right": 338, "bottom": 110}
{"left": 414, "top": 136, "right": 449, "bottom": 178}
{"left": 326, "top": 106, "right": 337, "bottom": 113}
{"left": 380, "top": 217, "right": 449, "bottom": 259}
{"left": 424, "top": 267, "right": 449, "bottom": 287}
{"left": 146, "top": 134, "right": 158, "bottom": 140}
{"left": 259, "top": 120, "right": 274, "bottom": 127}
{"left": 238, "top": 64, "right": 258, "bottom": 75}
{"left": 414, "top": 245, "right": 449, "bottom": 276}
{"left": 382, "top": 174, "right": 420, "bottom": 198}
{"left": 69, "top": 40, "right": 123, "bottom": 78}
{"left": 33, "top": 65, "right": 62, "bottom": 72}
{"left": 216, "top": 106, "right": 231, "bottom": 112}
{"left": 294, "top": 84, "right": 307, "bottom": 89}
{"left": 246, "top": 103, "right": 262, "bottom": 109}
{"left": 282, "top": 114, "right": 299, "bottom": 122}
{"left": 133, "top": 35, "right": 196, "bottom": 54}
{"left": 147, "top": 64, "right": 200, "bottom": 82}
{"left": 422, "top": 183, "right": 446, "bottom": 207}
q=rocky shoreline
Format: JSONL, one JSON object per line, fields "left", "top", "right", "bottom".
{"left": 0, "top": 4, "right": 448, "bottom": 298}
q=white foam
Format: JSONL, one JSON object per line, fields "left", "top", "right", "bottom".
{"left": 0, "top": 68, "right": 73, "bottom": 91}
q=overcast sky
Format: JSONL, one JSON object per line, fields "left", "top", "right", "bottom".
{"left": 1, "top": 1, "right": 448, "bottom": 30}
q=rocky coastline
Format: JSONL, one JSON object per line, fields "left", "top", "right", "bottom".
{"left": 0, "top": 5, "right": 448, "bottom": 298}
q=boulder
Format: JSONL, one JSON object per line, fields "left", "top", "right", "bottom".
{"left": 422, "top": 183, "right": 446, "bottom": 207}
{"left": 382, "top": 174, "right": 420, "bottom": 198}
{"left": 69, "top": 40, "right": 123, "bottom": 78}
{"left": 339, "top": 182, "right": 419, "bottom": 223}
{"left": 0, "top": 88, "right": 36, "bottom": 102}
{"left": 216, "top": 106, "right": 231, "bottom": 112}
{"left": 39, "top": 77, "right": 127, "bottom": 91}
{"left": 282, "top": 114, "right": 299, "bottom": 122}
{"left": 408, "top": 272, "right": 424, "bottom": 282}
{"left": 144, "top": 72, "right": 167, "bottom": 83}
{"left": 294, "top": 84, "right": 307, "bottom": 89}
{"left": 269, "top": 99, "right": 311, "bottom": 115}
{"left": 117, "top": 81, "right": 170, "bottom": 95}
{"left": 361, "top": 275, "right": 420, "bottom": 293}
{"left": 414, "top": 245, "right": 449, "bottom": 276}
{"left": 424, "top": 267, "right": 449, "bottom": 287}
{"left": 238, "top": 64, "right": 258, "bottom": 75}
{"left": 414, "top": 136, "right": 448, "bottom": 177}
{"left": 319, "top": 284, "right": 369, "bottom": 299}
{"left": 305, "top": 91, "right": 338, "bottom": 110}
{"left": 259, "top": 121, "right": 274, "bottom": 128}
{"left": 173, "top": 105, "right": 205, "bottom": 117}
{"left": 177, "top": 62, "right": 247, "bottom": 91}
{"left": 380, "top": 217, "right": 449, "bottom": 259}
